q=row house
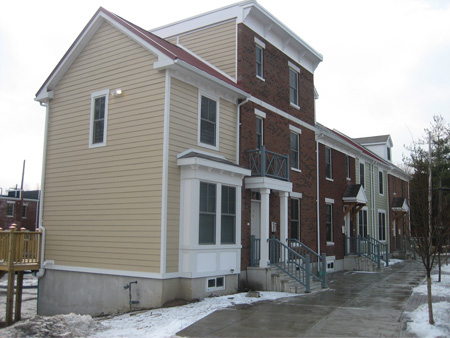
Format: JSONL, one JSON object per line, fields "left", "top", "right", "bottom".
{"left": 34, "top": 1, "right": 410, "bottom": 317}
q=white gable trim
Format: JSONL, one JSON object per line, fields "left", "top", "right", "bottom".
{"left": 36, "top": 11, "right": 174, "bottom": 101}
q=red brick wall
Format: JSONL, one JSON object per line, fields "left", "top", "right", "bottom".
{"left": 237, "top": 24, "right": 315, "bottom": 126}
{"left": 0, "top": 198, "right": 39, "bottom": 231}
{"left": 318, "top": 144, "right": 355, "bottom": 259}
{"left": 388, "top": 174, "right": 410, "bottom": 251}
{"left": 237, "top": 23, "right": 318, "bottom": 269}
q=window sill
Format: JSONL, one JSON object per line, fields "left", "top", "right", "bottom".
{"left": 256, "top": 75, "right": 265, "bottom": 82}
{"left": 291, "top": 168, "right": 302, "bottom": 173}
{"left": 326, "top": 177, "right": 334, "bottom": 182}
{"left": 290, "top": 102, "right": 301, "bottom": 110}
{"left": 198, "top": 142, "right": 219, "bottom": 152}
{"left": 89, "top": 142, "right": 106, "bottom": 149}
{"left": 326, "top": 242, "right": 335, "bottom": 246}
{"left": 346, "top": 178, "right": 351, "bottom": 181}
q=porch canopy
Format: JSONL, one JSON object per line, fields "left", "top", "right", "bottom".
{"left": 343, "top": 184, "right": 368, "bottom": 221}
{"left": 392, "top": 197, "right": 409, "bottom": 221}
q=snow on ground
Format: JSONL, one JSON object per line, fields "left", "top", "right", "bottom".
{"left": 94, "top": 291, "right": 299, "bottom": 338}
{"left": 1, "top": 291, "right": 299, "bottom": 338}
{"left": 2, "top": 262, "right": 450, "bottom": 338}
{"left": 405, "top": 263, "right": 450, "bottom": 338}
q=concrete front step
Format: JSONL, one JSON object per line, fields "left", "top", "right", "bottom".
{"left": 271, "top": 268, "right": 323, "bottom": 294}
{"left": 344, "top": 255, "right": 388, "bottom": 272}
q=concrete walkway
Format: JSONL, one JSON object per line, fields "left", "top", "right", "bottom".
{"left": 178, "top": 260, "right": 430, "bottom": 337}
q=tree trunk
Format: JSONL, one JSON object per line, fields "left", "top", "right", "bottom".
{"left": 427, "top": 277, "right": 435, "bottom": 325}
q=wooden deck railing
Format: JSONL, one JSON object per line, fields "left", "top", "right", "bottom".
{"left": 0, "top": 226, "right": 42, "bottom": 272}
{"left": 0, "top": 225, "right": 42, "bottom": 326}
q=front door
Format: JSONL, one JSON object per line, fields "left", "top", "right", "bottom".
{"left": 251, "top": 200, "right": 261, "bottom": 239}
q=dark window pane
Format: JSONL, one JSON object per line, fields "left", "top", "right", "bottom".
{"left": 199, "top": 214, "right": 215, "bottom": 244}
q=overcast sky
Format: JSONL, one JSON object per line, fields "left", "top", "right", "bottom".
{"left": 1, "top": 0, "right": 449, "bottom": 192}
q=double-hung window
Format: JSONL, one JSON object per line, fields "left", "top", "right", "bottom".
{"left": 199, "top": 95, "right": 218, "bottom": 148}
{"left": 199, "top": 182, "right": 216, "bottom": 244}
{"left": 256, "top": 45, "right": 263, "bottom": 78}
{"left": 199, "top": 182, "right": 237, "bottom": 245}
{"left": 289, "top": 68, "right": 299, "bottom": 107}
{"left": 290, "top": 132, "right": 299, "bottom": 170}
{"left": 22, "top": 205, "right": 28, "bottom": 218}
{"left": 326, "top": 203, "right": 333, "bottom": 242}
{"left": 379, "top": 170, "right": 384, "bottom": 195}
{"left": 358, "top": 209, "right": 368, "bottom": 237}
{"left": 90, "top": 89, "right": 109, "bottom": 147}
{"left": 256, "top": 117, "right": 263, "bottom": 149}
{"left": 7, "top": 202, "right": 14, "bottom": 217}
{"left": 290, "top": 198, "right": 300, "bottom": 240}
{"left": 288, "top": 61, "right": 300, "bottom": 108}
{"left": 345, "top": 156, "right": 350, "bottom": 179}
{"left": 325, "top": 147, "right": 332, "bottom": 179}
{"left": 221, "top": 186, "right": 236, "bottom": 244}
{"left": 378, "top": 211, "right": 386, "bottom": 241}
{"left": 360, "top": 163, "right": 365, "bottom": 187}
{"left": 255, "top": 37, "right": 265, "bottom": 80}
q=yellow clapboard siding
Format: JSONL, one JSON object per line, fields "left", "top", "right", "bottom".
{"left": 179, "top": 20, "right": 236, "bottom": 78}
{"left": 43, "top": 21, "right": 165, "bottom": 272}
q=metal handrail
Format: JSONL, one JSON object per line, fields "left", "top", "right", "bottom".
{"left": 250, "top": 235, "right": 261, "bottom": 267}
{"left": 287, "top": 238, "right": 327, "bottom": 287}
{"left": 345, "top": 235, "right": 389, "bottom": 268}
{"left": 269, "top": 237, "right": 311, "bottom": 292}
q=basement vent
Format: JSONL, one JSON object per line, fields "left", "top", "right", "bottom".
{"left": 326, "top": 256, "right": 336, "bottom": 271}
{"left": 206, "top": 276, "right": 225, "bottom": 292}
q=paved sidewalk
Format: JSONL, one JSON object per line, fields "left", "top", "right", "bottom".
{"left": 178, "top": 260, "right": 431, "bottom": 337}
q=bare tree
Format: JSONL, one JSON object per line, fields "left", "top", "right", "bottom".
{"left": 404, "top": 115, "right": 450, "bottom": 325}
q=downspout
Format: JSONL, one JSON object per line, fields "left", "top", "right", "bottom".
{"left": 35, "top": 101, "right": 50, "bottom": 278}
{"left": 236, "top": 97, "right": 250, "bottom": 165}
{"left": 316, "top": 133, "right": 324, "bottom": 256}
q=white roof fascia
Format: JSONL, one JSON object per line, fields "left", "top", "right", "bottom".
{"left": 242, "top": 2, "right": 322, "bottom": 73}
{"left": 177, "top": 156, "right": 251, "bottom": 178}
{"left": 150, "top": 1, "right": 251, "bottom": 37}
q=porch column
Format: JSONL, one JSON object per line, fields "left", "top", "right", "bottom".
{"left": 259, "top": 188, "right": 271, "bottom": 268}
{"left": 279, "top": 191, "right": 289, "bottom": 245}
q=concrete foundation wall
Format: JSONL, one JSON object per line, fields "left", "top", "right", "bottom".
{"left": 38, "top": 270, "right": 238, "bottom": 317}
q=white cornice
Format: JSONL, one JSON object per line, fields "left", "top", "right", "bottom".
{"left": 151, "top": 1, "right": 322, "bottom": 74}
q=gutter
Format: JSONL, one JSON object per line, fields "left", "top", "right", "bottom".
{"left": 315, "top": 132, "right": 324, "bottom": 257}
{"left": 236, "top": 98, "right": 250, "bottom": 165}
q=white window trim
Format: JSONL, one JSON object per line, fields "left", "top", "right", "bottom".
{"left": 254, "top": 37, "right": 266, "bottom": 49}
{"left": 254, "top": 109, "right": 266, "bottom": 119}
{"left": 288, "top": 61, "right": 300, "bottom": 73}
{"left": 198, "top": 93, "right": 220, "bottom": 151}
{"left": 255, "top": 44, "right": 265, "bottom": 81}
{"left": 289, "top": 124, "right": 302, "bottom": 135}
{"left": 378, "top": 170, "right": 384, "bottom": 196}
{"left": 255, "top": 38, "right": 265, "bottom": 81}
{"left": 89, "top": 89, "right": 109, "bottom": 148}
{"left": 290, "top": 192, "right": 303, "bottom": 199}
